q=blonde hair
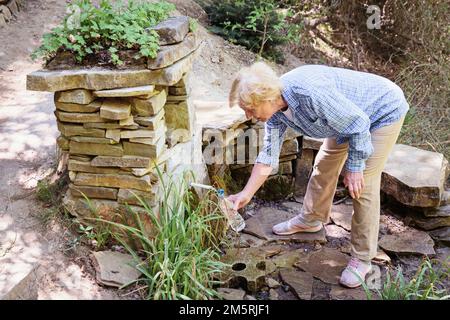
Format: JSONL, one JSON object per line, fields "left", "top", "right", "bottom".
{"left": 229, "top": 61, "right": 283, "bottom": 109}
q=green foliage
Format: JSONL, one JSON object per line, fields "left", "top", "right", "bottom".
{"left": 31, "top": 0, "right": 175, "bottom": 66}
{"left": 189, "top": 17, "right": 199, "bottom": 33}
{"left": 92, "top": 167, "right": 228, "bottom": 300}
{"left": 36, "top": 179, "right": 53, "bottom": 203}
{"left": 361, "top": 257, "right": 450, "bottom": 300}
{"left": 203, "top": 0, "right": 302, "bottom": 62}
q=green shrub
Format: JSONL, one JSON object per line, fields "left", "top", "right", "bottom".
{"left": 31, "top": 0, "right": 175, "bottom": 66}
{"left": 202, "top": 0, "right": 301, "bottom": 62}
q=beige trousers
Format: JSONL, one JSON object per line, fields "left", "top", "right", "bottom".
{"left": 301, "top": 117, "right": 405, "bottom": 261}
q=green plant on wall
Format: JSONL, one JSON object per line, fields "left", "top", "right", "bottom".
{"left": 31, "top": 0, "right": 175, "bottom": 66}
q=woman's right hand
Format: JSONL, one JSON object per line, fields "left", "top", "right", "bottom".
{"left": 226, "top": 191, "right": 252, "bottom": 211}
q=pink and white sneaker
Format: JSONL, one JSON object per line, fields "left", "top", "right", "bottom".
{"left": 340, "top": 257, "right": 373, "bottom": 288}
{"left": 272, "top": 215, "right": 322, "bottom": 235}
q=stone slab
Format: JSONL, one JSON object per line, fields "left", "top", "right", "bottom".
{"left": 149, "top": 15, "right": 189, "bottom": 45}
{"left": 382, "top": 144, "right": 448, "bottom": 207}
{"left": 91, "top": 251, "right": 141, "bottom": 288}
{"left": 91, "top": 156, "right": 153, "bottom": 168}
{"left": 69, "top": 141, "right": 123, "bottom": 157}
{"left": 69, "top": 184, "right": 118, "bottom": 200}
{"left": 74, "top": 173, "right": 152, "bottom": 192}
{"left": 379, "top": 228, "right": 435, "bottom": 255}
{"left": 55, "top": 100, "right": 102, "bottom": 113}
{"left": 100, "top": 100, "right": 131, "bottom": 120}
{"left": 55, "top": 89, "right": 94, "bottom": 104}
{"left": 243, "top": 207, "right": 327, "bottom": 244}
{"left": 279, "top": 268, "right": 313, "bottom": 300}
{"left": 94, "top": 85, "right": 155, "bottom": 98}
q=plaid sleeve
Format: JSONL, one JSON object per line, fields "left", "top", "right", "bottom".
{"left": 310, "top": 87, "right": 374, "bottom": 172}
{"left": 255, "top": 115, "right": 287, "bottom": 170}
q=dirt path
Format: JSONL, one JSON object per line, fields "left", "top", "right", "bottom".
{"left": 0, "top": 0, "right": 127, "bottom": 300}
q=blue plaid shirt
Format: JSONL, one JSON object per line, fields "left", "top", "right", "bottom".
{"left": 256, "top": 65, "right": 409, "bottom": 172}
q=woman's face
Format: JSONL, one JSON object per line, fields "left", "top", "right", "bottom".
{"left": 240, "top": 100, "right": 276, "bottom": 122}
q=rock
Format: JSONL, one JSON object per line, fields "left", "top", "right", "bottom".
{"left": 271, "top": 249, "right": 311, "bottom": 269}
{"left": 325, "top": 224, "right": 351, "bottom": 240}
{"left": 55, "top": 111, "right": 103, "bottom": 123}
{"left": 74, "top": 173, "right": 152, "bottom": 192}
{"left": 381, "top": 144, "right": 448, "bottom": 207}
{"left": 244, "top": 295, "right": 257, "bottom": 300}
{"left": 91, "top": 156, "right": 153, "bottom": 168}
{"left": 131, "top": 89, "right": 167, "bottom": 116}
{"left": 266, "top": 277, "right": 281, "bottom": 289}
{"left": 330, "top": 203, "right": 353, "bottom": 231}
{"left": 123, "top": 138, "right": 166, "bottom": 158}
{"left": 269, "top": 288, "right": 279, "bottom": 300}
{"left": 279, "top": 268, "right": 313, "bottom": 300}
{"left": 255, "top": 175, "right": 294, "bottom": 201}
{"left": 428, "top": 227, "right": 450, "bottom": 246}
{"left": 423, "top": 204, "right": 450, "bottom": 218}
{"left": 58, "top": 124, "right": 105, "bottom": 138}
{"left": 68, "top": 159, "right": 120, "bottom": 174}
{"left": 270, "top": 161, "right": 293, "bottom": 176}
{"left": 84, "top": 122, "right": 138, "bottom": 130}
{"left": 69, "top": 141, "right": 123, "bottom": 157}
{"left": 217, "top": 288, "right": 246, "bottom": 300}
{"left": 134, "top": 109, "right": 165, "bottom": 130}
{"left": 302, "top": 136, "right": 324, "bottom": 150}
{"left": 105, "top": 129, "right": 121, "bottom": 143}
{"left": 69, "top": 136, "right": 117, "bottom": 144}
{"left": 164, "top": 100, "right": 195, "bottom": 135}
{"left": 0, "top": 13, "right": 6, "bottom": 27}
{"left": 57, "top": 135, "right": 69, "bottom": 150}
{"left": 243, "top": 207, "right": 327, "bottom": 244}
{"left": 69, "top": 184, "right": 118, "bottom": 200}
{"left": 329, "top": 285, "right": 368, "bottom": 300}
{"left": 55, "top": 89, "right": 95, "bottom": 104}
{"left": 119, "top": 116, "right": 136, "bottom": 126}
{"left": 294, "top": 149, "right": 314, "bottom": 198}
{"left": 69, "top": 155, "right": 92, "bottom": 162}
{"left": 149, "top": 16, "right": 189, "bottom": 45}
{"left": 121, "top": 125, "right": 166, "bottom": 140}
{"left": 280, "top": 139, "right": 299, "bottom": 156}
{"left": 27, "top": 55, "right": 194, "bottom": 91}
{"left": 6, "top": 0, "right": 18, "bottom": 16}
{"left": 100, "top": 100, "right": 131, "bottom": 120}
{"left": 91, "top": 251, "right": 141, "bottom": 288}
{"left": 378, "top": 228, "right": 435, "bottom": 255}
{"left": 0, "top": 5, "right": 12, "bottom": 22}
{"left": 220, "top": 247, "right": 278, "bottom": 293}
{"left": 407, "top": 214, "right": 450, "bottom": 231}
{"left": 373, "top": 249, "right": 392, "bottom": 264}
{"left": 148, "top": 32, "right": 200, "bottom": 69}
{"left": 294, "top": 247, "right": 350, "bottom": 285}
{"left": 117, "top": 188, "right": 157, "bottom": 206}
{"left": 169, "top": 86, "right": 188, "bottom": 96}
{"left": 0, "top": 262, "right": 39, "bottom": 300}
{"left": 94, "top": 85, "right": 155, "bottom": 98}
{"left": 55, "top": 100, "right": 102, "bottom": 113}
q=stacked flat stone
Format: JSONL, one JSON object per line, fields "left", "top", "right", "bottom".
{"left": 0, "top": 0, "right": 23, "bottom": 27}
{"left": 202, "top": 120, "right": 302, "bottom": 200}
{"left": 26, "top": 16, "right": 201, "bottom": 226}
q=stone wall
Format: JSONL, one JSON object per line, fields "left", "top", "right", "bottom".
{"left": 27, "top": 16, "right": 206, "bottom": 230}
{"left": 202, "top": 119, "right": 307, "bottom": 200}
{"left": 0, "top": 0, "right": 22, "bottom": 27}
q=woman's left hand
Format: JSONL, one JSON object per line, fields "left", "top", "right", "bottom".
{"left": 343, "top": 170, "right": 365, "bottom": 199}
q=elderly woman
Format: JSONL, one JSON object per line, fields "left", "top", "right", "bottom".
{"left": 227, "top": 62, "right": 409, "bottom": 288}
